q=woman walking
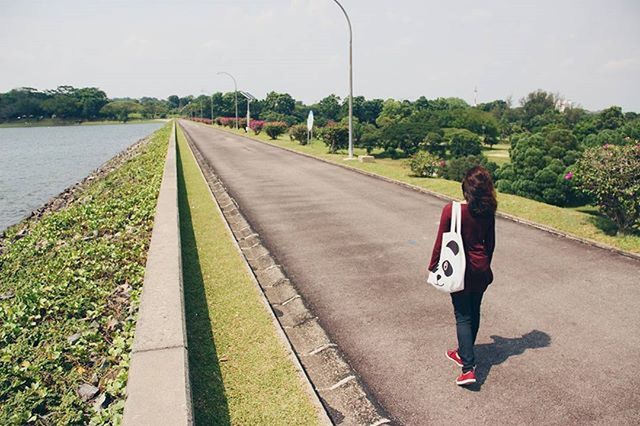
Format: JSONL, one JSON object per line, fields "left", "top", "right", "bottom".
{"left": 428, "top": 166, "right": 497, "bottom": 386}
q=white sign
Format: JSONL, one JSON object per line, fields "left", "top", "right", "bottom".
{"left": 307, "top": 110, "right": 314, "bottom": 131}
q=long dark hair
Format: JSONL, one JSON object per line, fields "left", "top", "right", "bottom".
{"left": 462, "top": 166, "right": 497, "bottom": 218}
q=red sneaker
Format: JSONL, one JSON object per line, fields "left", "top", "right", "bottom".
{"left": 456, "top": 370, "right": 477, "bottom": 386}
{"left": 446, "top": 349, "right": 463, "bottom": 368}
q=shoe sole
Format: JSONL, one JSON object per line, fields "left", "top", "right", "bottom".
{"left": 445, "top": 351, "right": 463, "bottom": 368}
{"left": 456, "top": 378, "right": 477, "bottom": 386}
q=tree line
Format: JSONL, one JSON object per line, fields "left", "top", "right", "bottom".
{"left": 2, "top": 85, "right": 638, "bottom": 232}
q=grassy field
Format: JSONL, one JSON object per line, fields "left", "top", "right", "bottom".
{"left": 483, "top": 143, "right": 511, "bottom": 165}
{"left": 206, "top": 123, "right": 639, "bottom": 254}
{"left": 0, "top": 119, "right": 166, "bottom": 128}
{"left": 0, "top": 124, "right": 170, "bottom": 425}
{"left": 176, "top": 126, "right": 321, "bottom": 425}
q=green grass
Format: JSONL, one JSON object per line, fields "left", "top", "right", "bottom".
{"left": 0, "top": 119, "right": 166, "bottom": 128}
{"left": 176, "top": 126, "right": 321, "bottom": 425}
{"left": 0, "top": 124, "right": 170, "bottom": 425}
{"left": 483, "top": 143, "right": 511, "bottom": 165}
{"left": 207, "top": 124, "right": 640, "bottom": 254}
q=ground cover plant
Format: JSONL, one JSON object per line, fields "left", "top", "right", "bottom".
{"left": 0, "top": 124, "right": 170, "bottom": 424}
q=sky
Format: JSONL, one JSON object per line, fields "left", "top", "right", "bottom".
{"left": 1, "top": 0, "right": 639, "bottom": 111}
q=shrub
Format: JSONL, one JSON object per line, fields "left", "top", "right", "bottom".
{"left": 249, "top": 119, "right": 265, "bottom": 135}
{"left": 319, "top": 124, "right": 349, "bottom": 153}
{"left": 441, "top": 155, "right": 497, "bottom": 182}
{"left": 408, "top": 151, "right": 442, "bottom": 177}
{"left": 574, "top": 143, "right": 640, "bottom": 234}
{"left": 495, "top": 130, "right": 583, "bottom": 206}
{"left": 264, "top": 121, "right": 288, "bottom": 139}
{"left": 289, "top": 124, "right": 309, "bottom": 145}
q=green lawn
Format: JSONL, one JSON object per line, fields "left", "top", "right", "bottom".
{"left": 206, "top": 123, "right": 639, "bottom": 254}
{"left": 483, "top": 143, "right": 511, "bottom": 165}
{"left": 176, "top": 126, "right": 321, "bottom": 425}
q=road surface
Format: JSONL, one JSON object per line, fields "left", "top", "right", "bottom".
{"left": 181, "top": 121, "right": 640, "bottom": 425}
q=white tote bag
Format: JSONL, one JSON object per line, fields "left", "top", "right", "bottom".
{"left": 427, "top": 202, "right": 466, "bottom": 293}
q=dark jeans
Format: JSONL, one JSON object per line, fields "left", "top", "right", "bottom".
{"left": 451, "top": 291, "right": 484, "bottom": 372}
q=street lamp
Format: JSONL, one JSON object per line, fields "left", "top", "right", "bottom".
{"left": 217, "top": 71, "right": 239, "bottom": 130}
{"left": 239, "top": 91, "right": 256, "bottom": 132}
{"left": 331, "top": 0, "right": 354, "bottom": 159}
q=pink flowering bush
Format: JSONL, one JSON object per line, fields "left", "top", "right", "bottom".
{"left": 249, "top": 120, "right": 265, "bottom": 135}
{"left": 189, "top": 117, "right": 212, "bottom": 124}
{"left": 574, "top": 143, "right": 640, "bottom": 234}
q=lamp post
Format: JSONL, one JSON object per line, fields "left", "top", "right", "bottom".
{"left": 331, "top": 0, "right": 354, "bottom": 159}
{"left": 240, "top": 91, "right": 256, "bottom": 133}
{"left": 217, "top": 71, "right": 239, "bottom": 130}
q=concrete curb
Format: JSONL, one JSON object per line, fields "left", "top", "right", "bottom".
{"left": 180, "top": 122, "right": 392, "bottom": 426}
{"left": 123, "top": 122, "right": 193, "bottom": 425}
{"left": 206, "top": 124, "right": 640, "bottom": 263}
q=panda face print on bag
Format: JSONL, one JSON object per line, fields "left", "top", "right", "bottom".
{"left": 427, "top": 201, "right": 466, "bottom": 293}
{"left": 436, "top": 240, "right": 460, "bottom": 282}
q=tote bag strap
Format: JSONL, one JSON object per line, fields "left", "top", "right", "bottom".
{"left": 450, "top": 201, "right": 462, "bottom": 234}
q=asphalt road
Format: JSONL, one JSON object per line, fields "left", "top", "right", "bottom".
{"left": 181, "top": 121, "right": 640, "bottom": 425}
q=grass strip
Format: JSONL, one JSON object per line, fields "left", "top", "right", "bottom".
{"left": 176, "top": 126, "right": 320, "bottom": 425}
{"left": 208, "top": 124, "right": 639, "bottom": 254}
{"left": 0, "top": 124, "right": 170, "bottom": 425}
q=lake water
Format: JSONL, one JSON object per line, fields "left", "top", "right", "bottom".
{"left": 0, "top": 122, "right": 164, "bottom": 232}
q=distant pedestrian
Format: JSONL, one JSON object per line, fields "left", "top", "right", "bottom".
{"left": 428, "top": 166, "right": 497, "bottom": 386}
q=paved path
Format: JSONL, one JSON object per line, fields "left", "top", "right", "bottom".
{"left": 181, "top": 121, "right": 640, "bottom": 425}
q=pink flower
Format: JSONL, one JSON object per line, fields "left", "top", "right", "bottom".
{"left": 564, "top": 171, "right": 573, "bottom": 180}
{"left": 439, "top": 160, "right": 447, "bottom": 167}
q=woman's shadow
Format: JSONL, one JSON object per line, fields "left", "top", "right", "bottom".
{"left": 465, "top": 330, "right": 551, "bottom": 391}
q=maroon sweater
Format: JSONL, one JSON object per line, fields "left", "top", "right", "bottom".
{"left": 429, "top": 202, "right": 496, "bottom": 293}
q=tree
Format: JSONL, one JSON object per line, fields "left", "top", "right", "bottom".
{"left": 100, "top": 100, "right": 141, "bottom": 122}
{"left": 351, "top": 96, "right": 383, "bottom": 124}
{"left": 314, "top": 94, "right": 342, "bottom": 121}
{"left": 140, "top": 97, "right": 168, "bottom": 118}
{"left": 42, "top": 92, "right": 80, "bottom": 119}
{"left": 167, "top": 95, "right": 180, "bottom": 109}
{"left": 76, "top": 87, "right": 108, "bottom": 119}
{"left": 320, "top": 124, "right": 349, "bottom": 153}
{"left": 449, "top": 108, "right": 499, "bottom": 146}
{"left": 421, "top": 130, "right": 446, "bottom": 156}
{"left": 447, "top": 129, "right": 482, "bottom": 158}
{"left": 0, "top": 88, "right": 47, "bottom": 120}
{"left": 358, "top": 124, "right": 380, "bottom": 154}
{"left": 379, "top": 120, "right": 434, "bottom": 156}
{"left": 596, "top": 106, "right": 625, "bottom": 130}
{"left": 521, "top": 90, "right": 557, "bottom": 126}
{"left": 263, "top": 92, "right": 295, "bottom": 116}
{"left": 375, "top": 99, "right": 413, "bottom": 127}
